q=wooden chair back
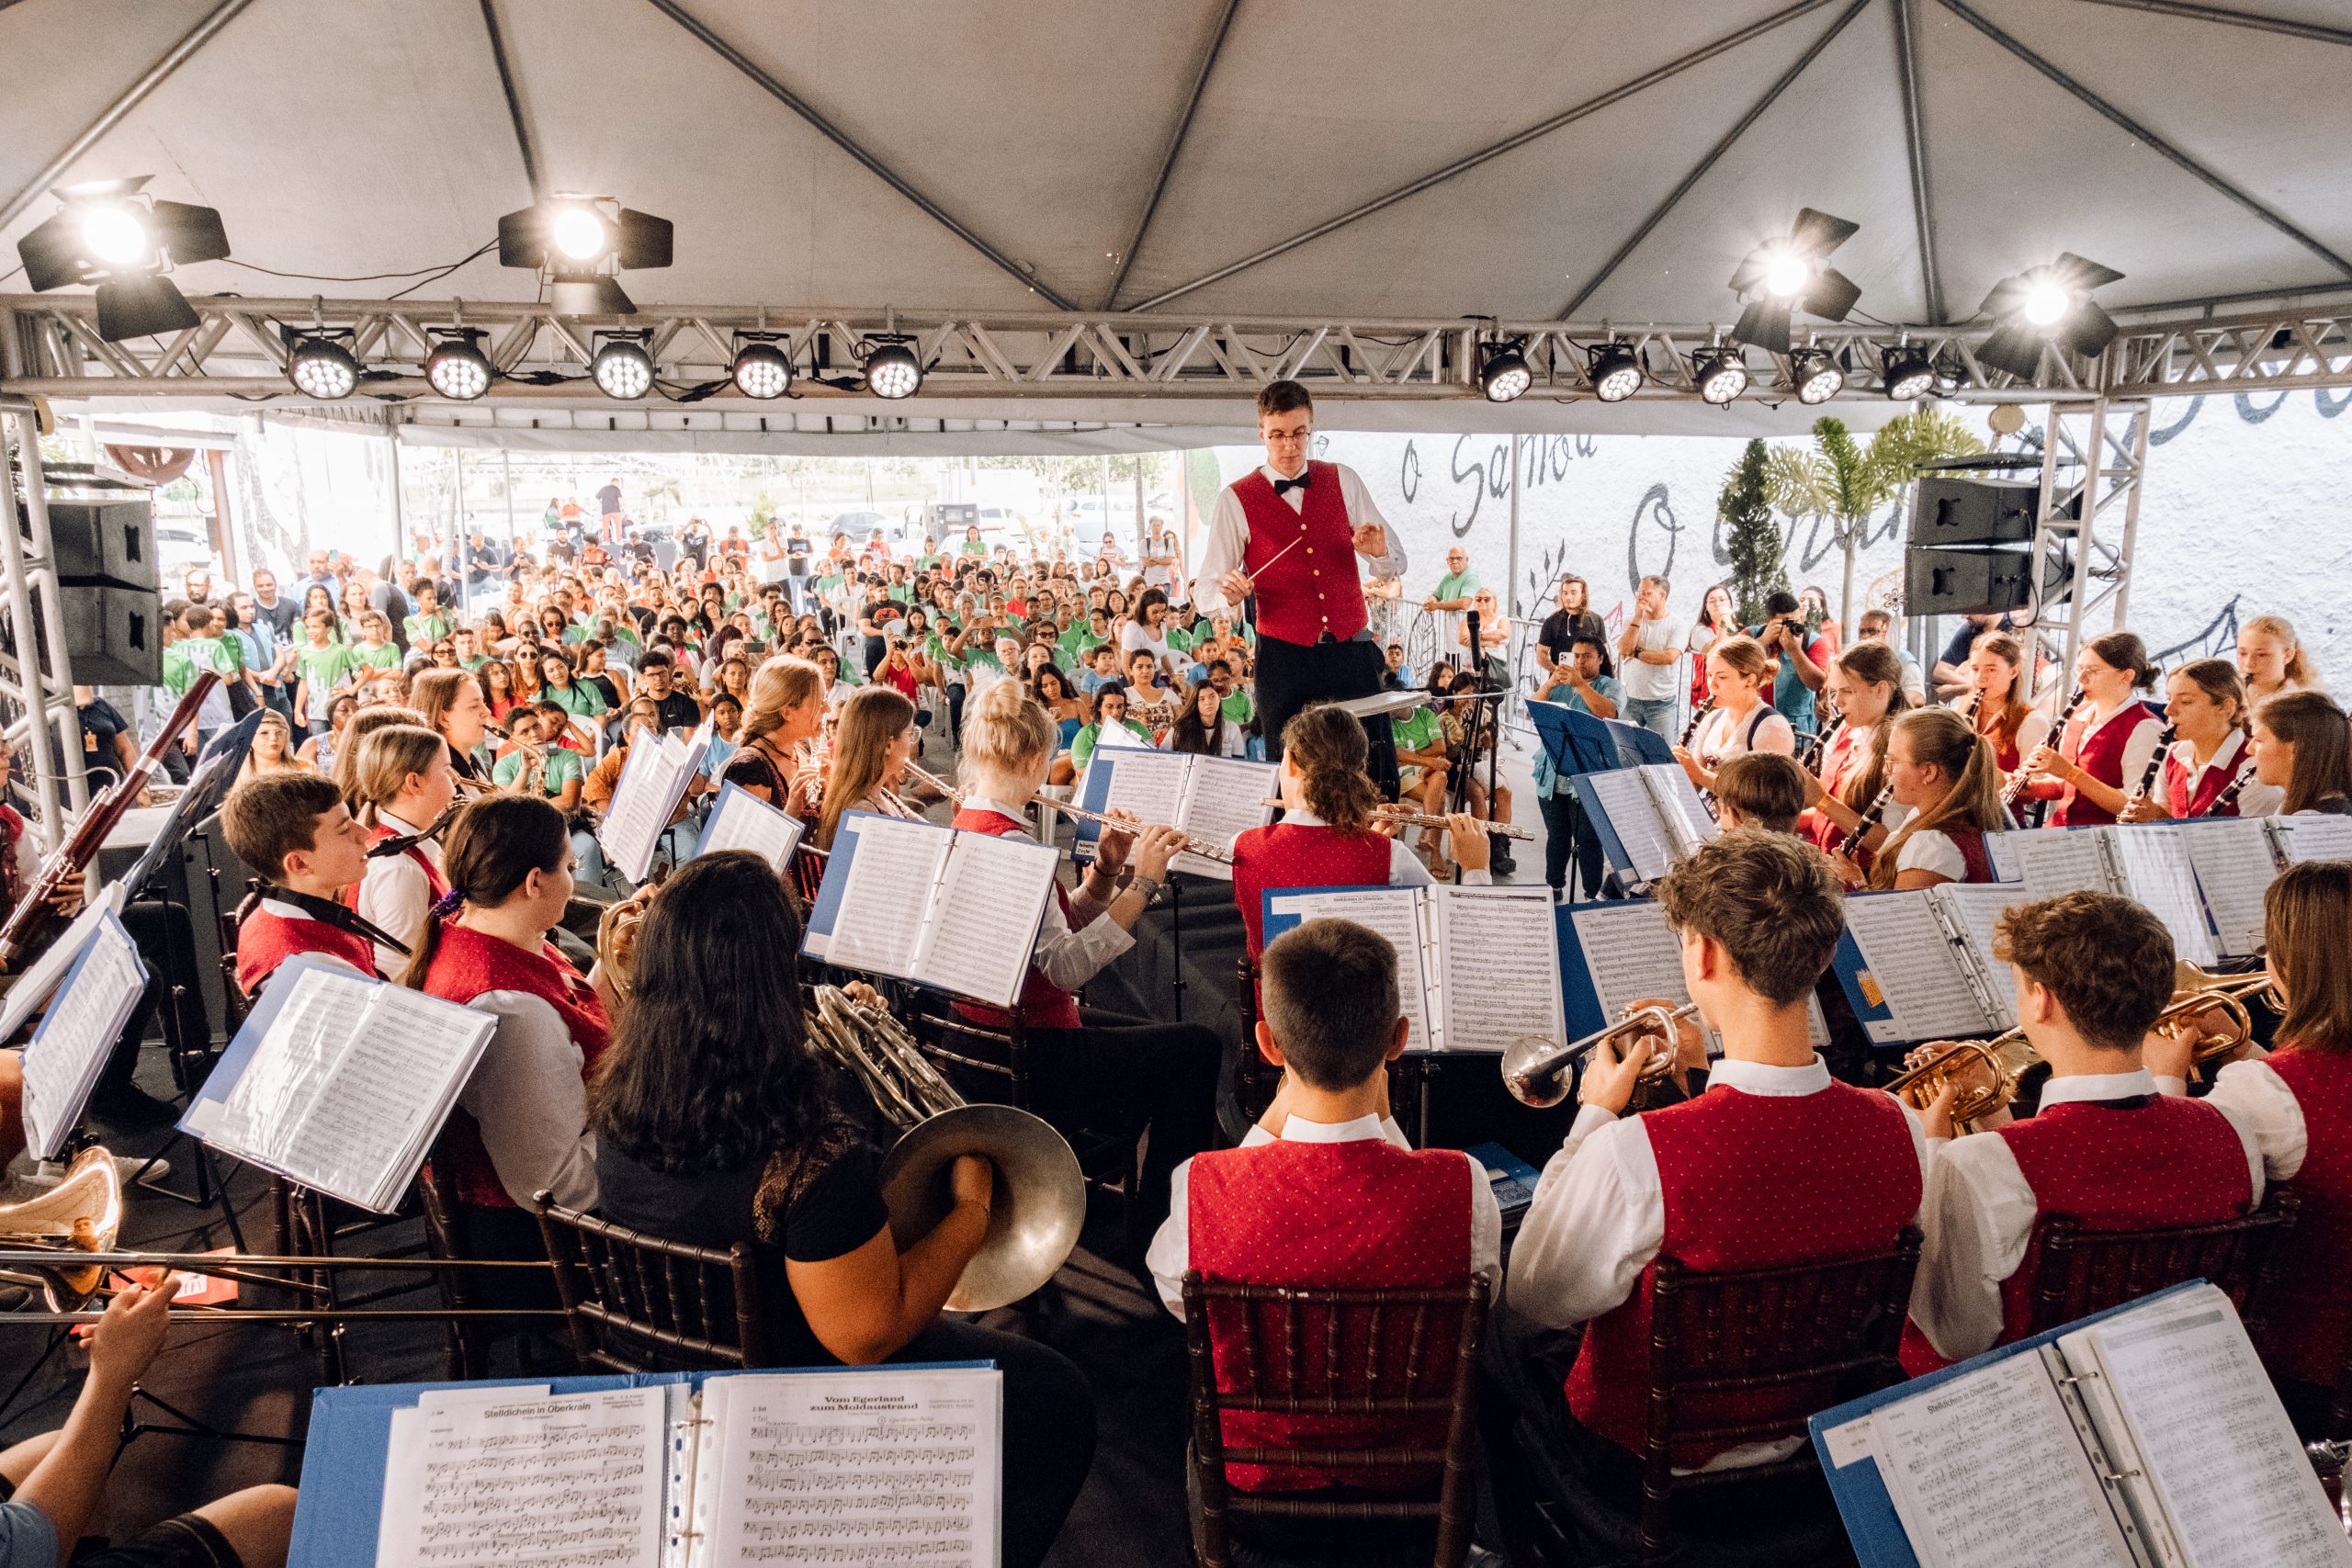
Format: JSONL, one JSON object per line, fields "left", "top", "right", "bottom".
{"left": 533, "top": 1193, "right": 772, "bottom": 1372}
{"left": 2026, "top": 1190, "right": 2299, "bottom": 1337}
{"left": 1182, "top": 1271, "right": 1489, "bottom": 1568}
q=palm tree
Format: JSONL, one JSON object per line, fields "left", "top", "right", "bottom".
{"left": 1768, "top": 410, "right": 1984, "bottom": 629}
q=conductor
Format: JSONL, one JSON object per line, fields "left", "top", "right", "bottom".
{"left": 1192, "top": 379, "right": 1408, "bottom": 769}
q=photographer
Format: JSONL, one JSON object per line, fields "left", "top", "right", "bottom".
{"left": 1747, "top": 589, "right": 1830, "bottom": 737}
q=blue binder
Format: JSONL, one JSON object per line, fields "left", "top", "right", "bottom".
{"left": 288, "top": 1362, "right": 994, "bottom": 1568}
{"left": 1807, "top": 1282, "right": 2207, "bottom": 1568}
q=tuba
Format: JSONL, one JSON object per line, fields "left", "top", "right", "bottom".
{"left": 0, "top": 1147, "right": 123, "bottom": 1311}
{"left": 1885, "top": 1030, "right": 2042, "bottom": 1134}
{"left": 805, "top": 987, "right": 1084, "bottom": 1312}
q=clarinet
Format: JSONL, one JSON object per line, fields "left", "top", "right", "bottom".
{"left": 1839, "top": 785, "right": 1894, "bottom": 859}
{"left": 1679, "top": 698, "right": 1715, "bottom": 748}
{"left": 2129, "top": 723, "right": 2177, "bottom": 809}
{"left": 2202, "top": 758, "right": 2259, "bottom": 818}
{"left": 2002, "top": 685, "right": 2085, "bottom": 812}
{"left": 1797, "top": 716, "right": 1843, "bottom": 778}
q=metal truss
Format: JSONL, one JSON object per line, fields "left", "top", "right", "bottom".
{"left": 2021, "top": 398, "right": 2151, "bottom": 691}
{"left": 6, "top": 294, "right": 2347, "bottom": 408}
{"left": 0, "top": 404, "right": 92, "bottom": 851}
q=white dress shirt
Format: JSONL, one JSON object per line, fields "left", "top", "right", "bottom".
{"left": 2161, "top": 728, "right": 2283, "bottom": 818}
{"left": 355, "top": 809, "right": 445, "bottom": 977}
{"left": 963, "top": 795, "right": 1134, "bottom": 992}
{"left": 1229, "top": 807, "right": 1491, "bottom": 887}
{"left": 1507, "top": 1055, "right": 1931, "bottom": 1470}
{"left": 1907, "top": 1068, "right": 2265, "bottom": 1363}
{"left": 1894, "top": 828, "right": 1968, "bottom": 883}
{"left": 454, "top": 987, "right": 601, "bottom": 1212}
{"left": 1192, "top": 462, "right": 1405, "bottom": 618}
{"left": 2155, "top": 1056, "right": 2305, "bottom": 1179}
{"left": 1147, "top": 1111, "right": 1503, "bottom": 1318}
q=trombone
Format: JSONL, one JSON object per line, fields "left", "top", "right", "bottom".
{"left": 1501, "top": 1002, "right": 1698, "bottom": 1110}
{"left": 804, "top": 987, "right": 1085, "bottom": 1311}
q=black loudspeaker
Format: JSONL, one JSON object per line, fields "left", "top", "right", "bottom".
{"left": 45, "top": 499, "right": 159, "bottom": 590}
{"left": 58, "top": 582, "right": 163, "bottom": 685}
{"left": 1905, "top": 546, "right": 2074, "bottom": 617}
{"left": 1908, "top": 476, "right": 2062, "bottom": 547}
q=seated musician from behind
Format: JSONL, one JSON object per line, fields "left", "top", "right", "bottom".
{"left": 1143, "top": 919, "right": 1499, "bottom": 1500}
{"left": 1498, "top": 829, "right": 1928, "bottom": 1472}
{"left": 220, "top": 773, "right": 387, "bottom": 996}
{"left": 1229, "top": 705, "right": 1488, "bottom": 962}
{"left": 1711, "top": 751, "right": 1807, "bottom": 835}
{"left": 2148, "top": 863, "right": 2352, "bottom": 1433}
{"left": 588, "top": 852, "right": 1092, "bottom": 1568}
{"left": 1904, "top": 891, "right": 2262, "bottom": 1373}
{"left": 1815, "top": 706, "right": 2003, "bottom": 890}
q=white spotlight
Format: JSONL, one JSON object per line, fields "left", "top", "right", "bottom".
{"left": 2023, "top": 279, "right": 2070, "bottom": 328}
{"left": 591, "top": 337, "right": 654, "bottom": 399}
{"left": 551, "top": 206, "right": 608, "bottom": 263}
{"left": 1762, "top": 249, "right": 1811, "bottom": 299}
{"left": 79, "top": 205, "right": 149, "bottom": 266}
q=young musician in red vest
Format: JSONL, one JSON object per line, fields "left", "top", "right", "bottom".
{"left": 1813, "top": 707, "right": 2003, "bottom": 890}
{"left": 2149, "top": 863, "right": 2352, "bottom": 1433}
{"left": 1904, "top": 891, "right": 2262, "bottom": 1374}
{"left": 1959, "top": 630, "right": 2050, "bottom": 792}
{"left": 950, "top": 678, "right": 1222, "bottom": 1234}
{"left": 1145, "top": 918, "right": 1499, "bottom": 1518}
{"left": 409, "top": 795, "right": 608, "bottom": 1298}
{"left": 1498, "top": 829, "right": 1929, "bottom": 1473}
{"left": 220, "top": 773, "right": 390, "bottom": 996}
{"left": 1191, "top": 380, "right": 1406, "bottom": 771}
{"left": 1796, "top": 642, "right": 1910, "bottom": 854}
{"left": 2018, "top": 631, "right": 2165, "bottom": 826}
{"left": 2119, "top": 658, "right": 2280, "bottom": 822}
{"left": 347, "top": 722, "right": 457, "bottom": 976}
{"left": 1228, "top": 705, "right": 1488, "bottom": 962}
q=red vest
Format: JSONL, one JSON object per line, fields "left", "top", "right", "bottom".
{"left": 232, "top": 906, "right": 379, "bottom": 998}
{"left": 1799, "top": 726, "right": 1871, "bottom": 856}
{"left": 2164, "top": 736, "right": 2252, "bottom": 819}
{"left": 346, "top": 820, "right": 450, "bottom": 908}
{"left": 1233, "top": 462, "right": 1368, "bottom": 647}
{"left": 1936, "top": 826, "right": 1996, "bottom": 884}
{"left": 1566, "top": 1082, "right": 1920, "bottom": 1464}
{"left": 422, "top": 923, "right": 611, "bottom": 1210}
{"left": 1229, "top": 822, "right": 1396, "bottom": 960}
{"left": 950, "top": 807, "right": 1082, "bottom": 1032}
{"left": 1188, "top": 1137, "right": 1473, "bottom": 1493}
{"left": 2053, "top": 702, "right": 2163, "bottom": 827}
{"left": 2258, "top": 1050, "right": 2352, "bottom": 1386}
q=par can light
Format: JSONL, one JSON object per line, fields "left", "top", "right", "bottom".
{"left": 288, "top": 335, "right": 360, "bottom": 400}
{"left": 591, "top": 337, "right": 655, "bottom": 400}
{"left": 731, "top": 340, "right": 792, "bottom": 400}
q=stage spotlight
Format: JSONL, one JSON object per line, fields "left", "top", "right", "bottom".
{"left": 731, "top": 337, "right": 792, "bottom": 400}
{"left": 862, "top": 337, "right": 923, "bottom": 400}
{"left": 1790, "top": 346, "right": 1843, "bottom": 404}
{"left": 424, "top": 330, "right": 493, "bottom": 400}
{"left": 1478, "top": 339, "right": 1532, "bottom": 402}
{"left": 590, "top": 333, "right": 656, "bottom": 400}
{"left": 1883, "top": 344, "right": 1936, "bottom": 400}
{"left": 1975, "top": 254, "right": 2125, "bottom": 380}
{"left": 286, "top": 333, "right": 360, "bottom": 400}
{"left": 1587, "top": 341, "right": 1643, "bottom": 402}
{"left": 1730, "top": 208, "right": 1861, "bottom": 355}
{"left": 15, "top": 175, "right": 231, "bottom": 342}
{"left": 1691, "top": 345, "right": 1747, "bottom": 405}
{"left": 498, "top": 195, "right": 673, "bottom": 317}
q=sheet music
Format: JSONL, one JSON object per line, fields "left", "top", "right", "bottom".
{"left": 207, "top": 966, "right": 380, "bottom": 1163}
{"left": 2109, "top": 826, "right": 2219, "bottom": 968}
{"left": 1840, "top": 893, "right": 1993, "bottom": 1044}
{"left": 826, "top": 817, "right": 950, "bottom": 980}
{"left": 916, "top": 831, "right": 1060, "bottom": 1010}
{"left": 376, "top": 1385, "right": 667, "bottom": 1568}
{"left": 274, "top": 985, "right": 497, "bottom": 1211}
{"left": 599, "top": 733, "right": 707, "bottom": 886}
{"left": 2177, "top": 818, "right": 2278, "bottom": 959}
{"left": 1867, "top": 1352, "right": 2136, "bottom": 1568}
{"left": 695, "top": 783, "right": 806, "bottom": 873}
{"left": 1566, "top": 899, "right": 1830, "bottom": 1054}
{"left": 1580, "top": 769, "right": 1676, "bottom": 881}
{"left": 1092, "top": 716, "right": 1149, "bottom": 749}
{"left": 1641, "top": 762, "right": 1718, "bottom": 853}
{"left": 2070, "top": 1286, "right": 2352, "bottom": 1568}
{"left": 20, "top": 915, "right": 146, "bottom": 1160}
{"left": 1989, "top": 828, "right": 2119, "bottom": 906}
{"left": 1171, "top": 756, "right": 1277, "bottom": 880}
{"left": 1090, "top": 751, "right": 1188, "bottom": 841}
{"left": 1266, "top": 887, "right": 1432, "bottom": 1053}
{"left": 1935, "top": 883, "right": 2029, "bottom": 1032}
{"left": 2267, "top": 812, "right": 2352, "bottom": 864}
{"left": 1434, "top": 887, "right": 1560, "bottom": 1054}
{"left": 696, "top": 1368, "right": 1001, "bottom": 1568}
{"left": 0, "top": 882, "right": 129, "bottom": 1043}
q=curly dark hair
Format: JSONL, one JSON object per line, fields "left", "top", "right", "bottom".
{"left": 587, "top": 852, "right": 832, "bottom": 1174}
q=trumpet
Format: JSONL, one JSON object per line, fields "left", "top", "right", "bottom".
{"left": 804, "top": 987, "right": 1084, "bottom": 1311}
{"left": 1501, "top": 1002, "right": 1698, "bottom": 1110}
{"left": 1886, "top": 1029, "right": 2041, "bottom": 1134}
{"left": 905, "top": 761, "right": 1235, "bottom": 864}
{"left": 2154, "top": 962, "right": 2278, "bottom": 1070}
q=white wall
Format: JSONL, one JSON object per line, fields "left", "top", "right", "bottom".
{"left": 1211, "top": 389, "right": 2352, "bottom": 683}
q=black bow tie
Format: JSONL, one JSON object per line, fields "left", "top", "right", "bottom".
{"left": 1272, "top": 473, "right": 1311, "bottom": 496}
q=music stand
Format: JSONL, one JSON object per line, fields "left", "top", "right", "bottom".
{"left": 1599, "top": 717, "right": 1675, "bottom": 769}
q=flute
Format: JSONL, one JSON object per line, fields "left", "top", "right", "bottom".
{"left": 905, "top": 761, "right": 1235, "bottom": 864}
{"left": 1256, "top": 798, "right": 1537, "bottom": 842}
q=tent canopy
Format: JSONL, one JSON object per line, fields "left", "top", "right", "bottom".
{"left": 4, "top": 0, "right": 2349, "bottom": 444}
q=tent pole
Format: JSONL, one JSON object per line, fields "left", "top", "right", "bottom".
{"left": 1506, "top": 434, "right": 1522, "bottom": 626}
{"left": 1838, "top": 513, "right": 1857, "bottom": 643}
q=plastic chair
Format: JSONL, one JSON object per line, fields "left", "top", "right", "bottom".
{"left": 533, "top": 1190, "right": 774, "bottom": 1372}
{"left": 1182, "top": 1271, "right": 1490, "bottom": 1568}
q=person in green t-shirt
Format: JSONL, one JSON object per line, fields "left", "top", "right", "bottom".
{"left": 1069, "top": 685, "right": 1154, "bottom": 772}
{"left": 492, "top": 706, "right": 586, "bottom": 807}
{"left": 402, "top": 581, "right": 453, "bottom": 646}
{"left": 1422, "top": 546, "right": 1480, "bottom": 649}
{"left": 537, "top": 649, "right": 609, "bottom": 719}
{"left": 1388, "top": 702, "right": 1454, "bottom": 840}
{"left": 452, "top": 626, "right": 489, "bottom": 671}
{"left": 1206, "top": 659, "right": 1255, "bottom": 729}
{"left": 290, "top": 609, "right": 359, "bottom": 730}
{"left": 348, "top": 612, "right": 402, "bottom": 674}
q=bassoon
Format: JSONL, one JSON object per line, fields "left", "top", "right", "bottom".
{"left": 0, "top": 672, "right": 220, "bottom": 970}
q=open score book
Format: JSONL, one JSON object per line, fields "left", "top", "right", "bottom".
{"left": 1072, "top": 750, "right": 1279, "bottom": 880}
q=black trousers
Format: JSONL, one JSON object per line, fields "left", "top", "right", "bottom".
{"left": 896, "top": 1318, "right": 1098, "bottom": 1568}
{"left": 96, "top": 899, "right": 208, "bottom": 1098}
{"left": 1538, "top": 788, "right": 1606, "bottom": 901}
{"left": 1256, "top": 632, "right": 1396, "bottom": 794}
{"left": 1023, "top": 1005, "right": 1223, "bottom": 1230}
